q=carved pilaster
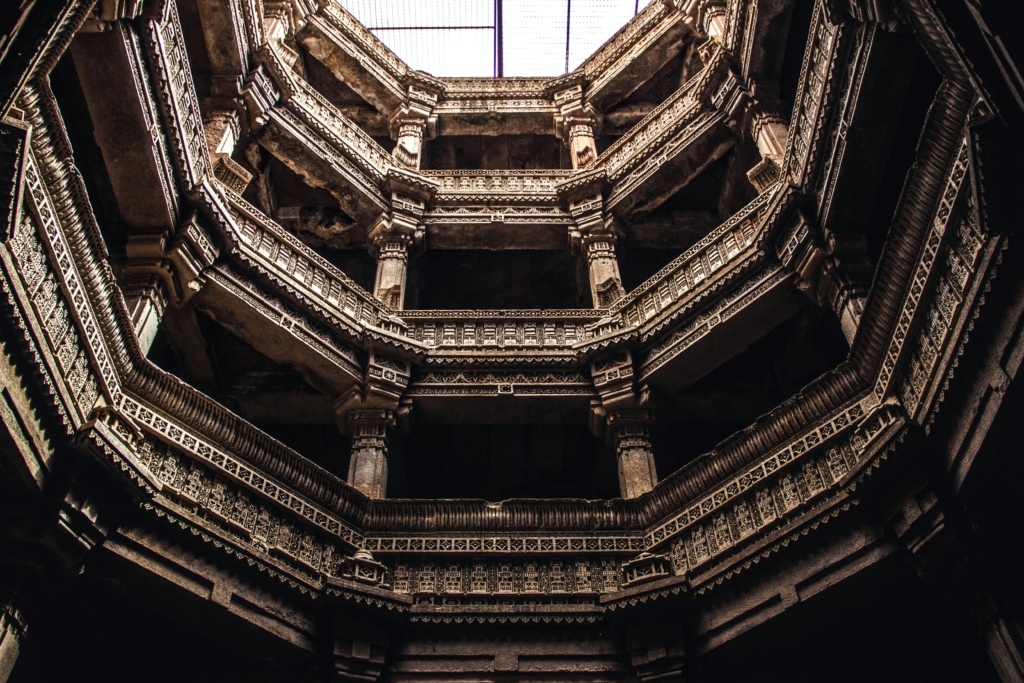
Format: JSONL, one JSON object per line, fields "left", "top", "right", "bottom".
{"left": 747, "top": 111, "right": 789, "bottom": 193}
{"left": 554, "top": 84, "right": 602, "bottom": 170}
{"left": 389, "top": 77, "right": 439, "bottom": 170}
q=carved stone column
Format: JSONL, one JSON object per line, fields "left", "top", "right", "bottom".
{"left": 118, "top": 214, "right": 220, "bottom": 353}
{"left": 335, "top": 352, "right": 411, "bottom": 499}
{"left": 120, "top": 274, "right": 167, "bottom": 354}
{"left": 370, "top": 169, "right": 437, "bottom": 310}
{"left": 0, "top": 602, "right": 27, "bottom": 683}
{"left": 590, "top": 351, "right": 658, "bottom": 499}
{"left": 204, "top": 110, "right": 252, "bottom": 194}
{"left": 347, "top": 417, "right": 391, "bottom": 499}
{"left": 370, "top": 232, "right": 411, "bottom": 310}
{"left": 747, "top": 112, "right": 789, "bottom": 192}
{"left": 610, "top": 414, "right": 659, "bottom": 499}
{"left": 554, "top": 84, "right": 602, "bottom": 169}
{"left": 571, "top": 194, "right": 625, "bottom": 308}
{"left": 389, "top": 78, "right": 439, "bottom": 170}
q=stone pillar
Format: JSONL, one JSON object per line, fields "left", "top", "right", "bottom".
{"left": 0, "top": 603, "right": 26, "bottom": 683}
{"left": 818, "top": 230, "right": 871, "bottom": 346}
{"left": 571, "top": 194, "right": 625, "bottom": 308}
{"left": 590, "top": 351, "right": 658, "bottom": 499}
{"left": 369, "top": 197, "right": 422, "bottom": 310}
{"left": 371, "top": 237, "right": 409, "bottom": 310}
{"left": 610, "top": 416, "right": 658, "bottom": 499}
{"left": 555, "top": 84, "right": 602, "bottom": 170}
{"left": 370, "top": 168, "right": 436, "bottom": 310}
{"left": 747, "top": 112, "right": 789, "bottom": 192}
{"left": 348, "top": 418, "right": 390, "bottom": 499}
{"left": 335, "top": 352, "right": 411, "bottom": 499}
{"left": 389, "top": 80, "right": 439, "bottom": 170}
{"left": 119, "top": 214, "right": 219, "bottom": 353}
{"left": 120, "top": 274, "right": 167, "bottom": 355}
{"left": 585, "top": 238, "right": 626, "bottom": 308}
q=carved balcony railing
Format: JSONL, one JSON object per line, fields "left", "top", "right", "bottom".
{"left": 423, "top": 170, "right": 573, "bottom": 203}
{"left": 400, "top": 310, "right": 603, "bottom": 358}
{"left": 205, "top": 185, "right": 419, "bottom": 351}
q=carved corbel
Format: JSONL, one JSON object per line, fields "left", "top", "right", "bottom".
{"left": 553, "top": 84, "right": 603, "bottom": 170}
{"left": 389, "top": 77, "right": 440, "bottom": 170}
{"left": 746, "top": 111, "right": 789, "bottom": 192}
{"left": 334, "top": 351, "right": 411, "bottom": 499}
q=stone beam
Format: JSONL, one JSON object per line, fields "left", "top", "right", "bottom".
{"left": 70, "top": 23, "right": 179, "bottom": 233}
{"left": 193, "top": 266, "right": 364, "bottom": 398}
{"left": 298, "top": 7, "right": 407, "bottom": 116}
{"left": 582, "top": 0, "right": 693, "bottom": 113}
{"left": 258, "top": 107, "right": 388, "bottom": 226}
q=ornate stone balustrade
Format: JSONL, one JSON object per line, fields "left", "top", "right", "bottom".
{"left": 400, "top": 310, "right": 602, "bottom": 353}
{"left": 608, "top": 185, "right": 781, "bottom": 337}
{"left": 207, "top": 185, "right": 413, "bottom": 347}
{"left": 422, "top": 170, "right": 573, "bottom": 203}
